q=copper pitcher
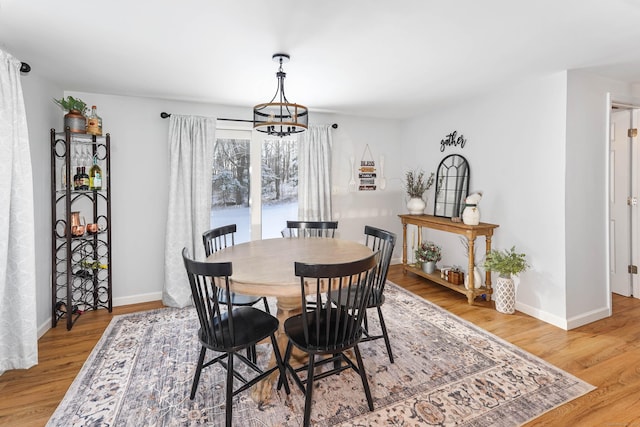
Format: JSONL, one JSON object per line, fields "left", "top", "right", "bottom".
{"left": 70, "top": 211, "right": 81, "bottom": 227}
{"left": 70, "top": 212, "right": 85, "bottom": 236}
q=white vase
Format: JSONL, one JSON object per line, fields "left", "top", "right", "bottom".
{"left": 462, "top": 204, "right": 480, "bottom": 225}
{"left": 422, "top": 261, "right": 436, "bottom": 274}
{"left": 407, "top": 197, "right": 426, "bottom": 215}
{"left": 464, "top": 267, "right": 483, "bottom": 289}
{"left": 494, "top": 276, "right": 516, "bottom": 314}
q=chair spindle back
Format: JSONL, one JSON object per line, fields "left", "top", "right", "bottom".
{"left": 294, "top": 253, "right": 378, "bottom": 350}
{"left": 182, "top": 248, "right": 235, "bottom": 348}
{"left": 203, "top": 224, "right": 236, "bottom": 256}
{"left": 285, "top": 221, "right": 338, "bottom": 238}
{"left": 363, "top": 225, "right": 397, "bottom": 302}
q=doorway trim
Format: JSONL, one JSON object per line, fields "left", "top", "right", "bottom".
{"left": 609, "top": 97, "right": 640, "bottom": 301}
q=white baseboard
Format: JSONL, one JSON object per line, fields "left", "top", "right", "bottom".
{"left": 515, "top": 300, "right": 611, "bottom": 330}
{"left": 113, "top": 291, "right": 163, "bottom": 307}
{"left": 37, "top": 319, "right": 52, "bottom": 339}
{"left": 38, "top": 292, "right": 164, "bottom": 339}
{"left": 515, "top": 301, "right": 569, "bottom": 330}
{"left": 566, "top": 305, "right": 611, "bottom": 330}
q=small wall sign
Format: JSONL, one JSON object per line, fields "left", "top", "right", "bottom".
{"left": 440, "top": 130, "right": 467, "bottom": 152}
{"left": 358, "top": 145, "right": 377, "bottom": 191}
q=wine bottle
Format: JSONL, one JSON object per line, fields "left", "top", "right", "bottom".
{"left": 89, "top": 155, "right": 102, "bottom": 190}
{"left": 80, "top": 166, "right": 90, "bottom": 190}
{"left": 73, "top": 167, "right": 81, "bottom": 190}
{"left": 86, "top": 105, "right": 102, "bottom": 136}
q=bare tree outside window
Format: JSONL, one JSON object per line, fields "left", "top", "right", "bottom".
{"left": 212, "top": 138, "right": 250, "bottom": 207}
{"left": 261, "top": 139, "right": 297, "bottom": 204}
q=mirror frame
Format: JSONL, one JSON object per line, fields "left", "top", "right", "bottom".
{"left": 433, "top": 154, "right": 470, "bottom": 218}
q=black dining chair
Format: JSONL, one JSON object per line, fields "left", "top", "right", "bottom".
{"left": 182, "top": 248, "right": 289, "bottom": 427}
{"left": 282, "top": 220, "right": 338, "bottom": 238}
{"left": 283, "top": 220, "right": 339, "bottom": 308}
{"left": 202, "top": 224, "right": 270, "bottom": 314}
{"left": 328, "top": 225, "right": 397, "bottom": 363}
{"left": 278, "top": 252, "right": 379, "bottom": 427}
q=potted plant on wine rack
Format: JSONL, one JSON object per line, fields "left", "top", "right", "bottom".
{"left": 483, "top": 246, "right": 529, "bottom": 314}
{"left": 53, "top": 96, "right": 87, "bottom": 133}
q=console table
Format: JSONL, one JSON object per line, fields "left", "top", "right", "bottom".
{"left": 398, "top": 214, "right": 499, "bottom": 304}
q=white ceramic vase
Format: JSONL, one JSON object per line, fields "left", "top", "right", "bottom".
{"left": 494, "top": 276, "right": 516, "bottom": 314}
{"left": 422, "top": 261, "right": 436, "bottom": 274}
{"left": 407, "top": 197, "right": 426, "bottom": 215}
{"left": 464, "top": 267, "right": 483, "bottom": 290}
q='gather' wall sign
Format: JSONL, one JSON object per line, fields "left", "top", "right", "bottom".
{"left": 440, "top": 131, "right": 467, "bottom": 152}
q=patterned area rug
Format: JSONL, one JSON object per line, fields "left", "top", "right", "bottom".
{"left": 47, "top": 283, "right": 594, "bottom": 426}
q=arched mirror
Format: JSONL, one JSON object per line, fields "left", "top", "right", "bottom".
{"left": 433, "top": 154, "right": 470, "bottom": 218}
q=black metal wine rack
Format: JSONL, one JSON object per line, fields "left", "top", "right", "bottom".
{"left": 50, "top": 128, "right": 112, "bottom": 330}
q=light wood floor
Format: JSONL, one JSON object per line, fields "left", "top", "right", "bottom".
{"left": 1, "top": 264, "right": 639, "bottom": 426}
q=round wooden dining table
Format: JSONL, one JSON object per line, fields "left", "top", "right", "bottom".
{"left": 205, "top": 237, "right": 373, "bottom": 403}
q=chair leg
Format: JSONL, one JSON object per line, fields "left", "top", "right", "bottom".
{"left": 225, "top": 352, "right": 234, "bottom": 427}
{"left": 353, "top": 345, "right": 374, "bottom": 411}
{"left": 363, "top": 311, "right": 369, "bottom": 333}
{"left": 377, "top": 306, "right": 394, "bottom": 363}
{"left": 281, "top": 341, "right": 304, "bottom": 392}
{"left": 190, "top": 346, "right": 207, "bottom": 399}
{"left": 270, "top": 334, "right": 290, "bottom": 395}
{"left": 333, "top": 353, "right": 341, "bottom": 371}
{"left": 303, "top": 355, "right": 316, "bottom": 427}
{"left": 262, "top": 297, "right": 271, "bottom": 314}
{"left": 246, "top": 345, "right": 257, "bottom": 363}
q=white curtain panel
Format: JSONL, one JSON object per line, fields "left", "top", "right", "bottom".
{"left": 0, "top": 50, "right": 37, "bottom": 374}
{"left": 298, "top": 124, "right": 333, "bottom": 221}
{"left": 163, "top": 115, "right": 214, "bottom": 308}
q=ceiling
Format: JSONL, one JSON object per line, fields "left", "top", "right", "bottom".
{"left": 2, "top": 0, "right": 640, "bottom": 119}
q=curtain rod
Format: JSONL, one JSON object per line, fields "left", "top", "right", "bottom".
{"left": 20, "top": 62, "right": 30, "bottom": 73}
{"left": 160, "top": 112, "right": 251, "bottom": 123}
{"left": 160, "top": 112, "right": 338, "bottom": 129}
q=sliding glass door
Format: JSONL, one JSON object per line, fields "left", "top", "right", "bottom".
{"left": 211, "top": 126, "right": 297, "bottom": 242}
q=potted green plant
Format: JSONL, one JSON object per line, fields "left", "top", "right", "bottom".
{"left": 53, "top": 96, "right": 87, "bottom": 113}
{"left": 415, "top": 240, "right": 442, "bottom": 274}
{"left": 405, "top": 170, "right": 434, "bottom": 214}
{"left": 483, "top": 246, "right": 529, "bottom": 314}
{"left": 53, "top": 96, "right": 87, "bottom": 133}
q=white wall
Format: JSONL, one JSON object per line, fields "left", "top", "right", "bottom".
{"left": 329, "top": 115, "right": 404, "bottom": 245}
{"left": 401, "top": 72, "right": 570, "bottom": 327}
{"left": 20, "top": 70, "right": 61, "bottom": 337}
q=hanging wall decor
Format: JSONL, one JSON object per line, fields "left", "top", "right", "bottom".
{"left": 440, "top": 130, "right": 467, "bottom": 152}
{"left": 358, "top": 144, "right": 377, "bottom": 191}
